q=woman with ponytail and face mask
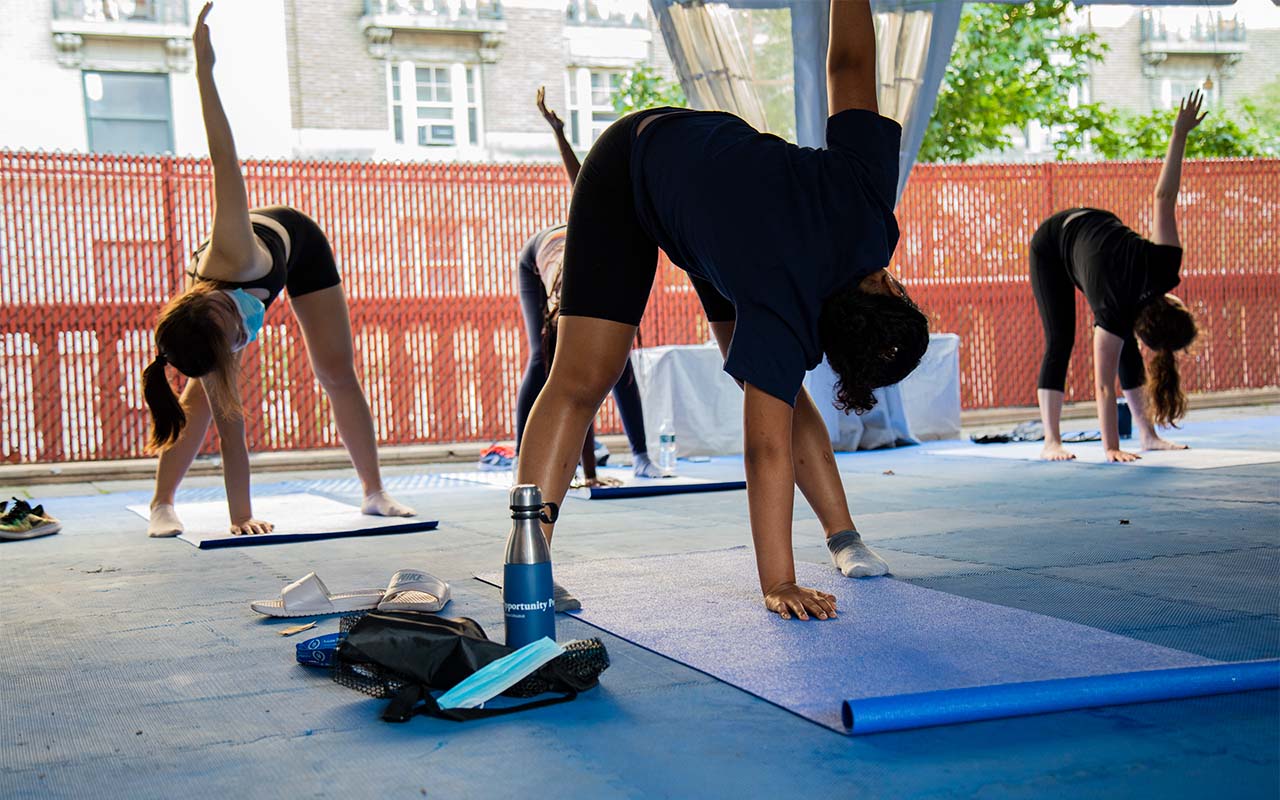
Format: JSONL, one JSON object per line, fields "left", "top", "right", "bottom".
{"left": 1029, "top": 91, "right": 1205, "bottom": 463}
{"left": 142, "top": 2, "right": 413, "bottom": 537}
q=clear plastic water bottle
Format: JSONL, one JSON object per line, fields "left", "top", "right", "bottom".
{"left": 503, "top": 484, "right": 556, "bottom": 649}
{"left": 658, "top": 419, "right": 677, "bottom": 474}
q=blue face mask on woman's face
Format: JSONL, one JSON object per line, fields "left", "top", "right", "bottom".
{"left": 223, "top": 289, "right": 265, "bottom": 352}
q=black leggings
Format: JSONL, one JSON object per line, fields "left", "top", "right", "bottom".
{"left": 1030, "top": 212, "right": 1145, "bottom": 392}
{"left": 515, "top": 232, "right": 649, "bottom": 456}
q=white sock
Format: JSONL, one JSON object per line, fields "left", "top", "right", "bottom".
{"left": 553, "top": 582, "right": 581, "bottom": 612}
{"left": 362, "top": 490, "right": 416, "bottom": 517}
{"left": 633, "top": 453, "right": 665, "bottom": 479}
{"left": 827, "top": 530, "right": 889, "bottom": 577}
{"left": 147, "top": 503, "right": 184, "bottom": 538}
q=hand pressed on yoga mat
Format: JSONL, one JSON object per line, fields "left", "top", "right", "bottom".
{"left": 764, "top": 583, "right": 837, "bottom": 621}
{"left": 570, "top": 475, "right": 623, "bottom": 490}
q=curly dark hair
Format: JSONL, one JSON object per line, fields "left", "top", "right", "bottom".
{"left": 819, "top": 283, "right": 930, "bottom": 414}
{"left": 1134, "top": 296, "right": 1198, "bottom": 427}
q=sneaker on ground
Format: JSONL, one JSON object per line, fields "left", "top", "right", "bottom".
{"left": 0, "top": 499, "right": 61, "bottom": 540}
{"left": 477, "top": 443, "right": 515, "bottom": 471}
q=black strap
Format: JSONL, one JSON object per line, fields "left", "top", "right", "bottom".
{"left": 382, "top": 684, "right": 578, "bottom": 724}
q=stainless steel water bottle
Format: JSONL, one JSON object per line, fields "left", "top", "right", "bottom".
{"left": 503, "top": 484, "right": 556, "bottom": 648}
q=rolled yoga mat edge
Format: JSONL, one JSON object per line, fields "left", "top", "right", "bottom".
{"left": 582, "top": 479, "right": 746, "bottom": 500}
{"left": 843, "top": 659, "right": 1280, "bottom": 734}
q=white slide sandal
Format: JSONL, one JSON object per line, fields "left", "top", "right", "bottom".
{"left": 250, "top": 572, "right": 385, "bottom": 618}
{"left": 377, "top": 569, "right": 450, "bottom": 613}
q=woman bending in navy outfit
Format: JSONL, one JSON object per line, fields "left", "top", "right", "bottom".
{"left": 517, "top": 0, "right": 929, "bottom": 620}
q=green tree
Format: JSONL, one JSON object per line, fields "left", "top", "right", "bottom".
{"left": 1237, "top": 77, "right": 1280, "bottom": 156}
{"left": 1091, "top": 107, "right": 1265, "bottom": 159}
{"left": 920, "top": 0, "right": 1109, "bottom": 163}
{"left": 612, "top": 66, "right": 687, "bottom": 115}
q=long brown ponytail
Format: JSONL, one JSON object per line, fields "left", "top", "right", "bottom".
{"left": 144, "top": 284, "right": 243, "bottom": 450}
{"left": 143, "top": 354, "right": 187, "bottom": 450}
{"left": 1135, "top": 296, "right": 1198, "bottom": 428}
{"left": 1145, "top": 348, "right": 1186, "bottom": 428}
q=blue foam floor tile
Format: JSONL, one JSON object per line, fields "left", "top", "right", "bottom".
{"left": 903, "top": 570, "right": 1247, "bottom": 633}
{"left": 1117, "top": 617, "right": 1280, "bottom": 662}
{"left": 1039, "top": 549, "right": 1280, "bottom": 617}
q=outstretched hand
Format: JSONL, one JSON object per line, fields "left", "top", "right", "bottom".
{"left": 570, "top": 474, "right": 623, "bottom": 489}
{"left": 536, "top": 86, "right": 564, "bottom": 132}
{"left": 194, "top": 2, "right": 215, "bottom": 73}
{"left": 1173, "top": 90, "right": 1207, "bottom": 137}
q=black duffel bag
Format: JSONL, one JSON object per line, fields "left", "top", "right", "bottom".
{"left": 333, "top": 610, "right": 608, "bottom": 723}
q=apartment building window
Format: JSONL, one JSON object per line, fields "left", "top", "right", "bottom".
{"left": 389, "top": 62, "right": 482, "bottom": 149}
{"left": 1159, "top": 78, "right": 1216, "bottom": 109}
{"left": 83, "top": 71, "right": 173, "bottom": 155}
{"left": 567, "top": 68, "right": 622, "bottom": 148}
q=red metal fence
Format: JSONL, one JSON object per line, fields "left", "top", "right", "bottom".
{"left": 1, "top": 152, "right": 1276, "bottom": 464}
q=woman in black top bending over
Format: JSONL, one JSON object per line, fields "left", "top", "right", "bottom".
{"left": 516, "top": 0, "right": 929, "bottom": 621}
{"left": 141, "top": 3, "right": 413, "bottom": 537}
{"left": 1031, "top": 91, "right": 1205, "bottom": 462}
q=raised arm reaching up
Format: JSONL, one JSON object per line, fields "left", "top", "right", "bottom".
{"left": 827, "top": 0, "right": 879, "bottom": 116}
{"left": 1151, "top": 90, "right": 1206, "bottom": 248}
{"left": 537, "top": 86, "right": 581, "bottom": 185}
{"left": 193, "top": 2, "right": 266, "bottom": 278}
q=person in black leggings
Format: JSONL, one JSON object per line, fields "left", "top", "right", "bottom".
{"left": 141, "top": 3, "right": 413, "bottom": 538}
{"left": 1031, "top": 91, "right": 1205, "bottom": 462}
{"left": 514, "top": 88, "right": 663, "bottom": 482}
{"left": 516, "top": 0, "right": 930, "bottom": 621}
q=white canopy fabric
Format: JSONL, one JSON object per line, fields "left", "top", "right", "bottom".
{"left": 647, "top": 0, "right": 1233, "bottom": 444}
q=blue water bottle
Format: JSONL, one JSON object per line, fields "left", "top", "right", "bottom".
{"left": 503, "top": 484, "right": 556, "bottom": 649}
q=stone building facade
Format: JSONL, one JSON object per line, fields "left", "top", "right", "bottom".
{"left": 0, "top": 0, "right": 675, "bottom": 162}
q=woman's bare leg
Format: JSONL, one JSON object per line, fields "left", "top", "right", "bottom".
{"left": 148, "top": 379, "right": 213, "bottom": 536}
{"left": 1123, "top": 385, "right": 1188, "bottom": 451}
{"left": 516, "top": 315, "right": 639, "bottom": 546}
{"left": 290, "top": 285, "right": 413, "bottom": 516}
{"left": 1038, "top": 388, "right": 1075, "bottom": 460}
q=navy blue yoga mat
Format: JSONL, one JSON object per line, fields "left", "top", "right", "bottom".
{"left": 478, "top": 548, "right": 1275, "bottom": 734}
{"left": 576, "top": 476, "right": 746, "bottom": 500}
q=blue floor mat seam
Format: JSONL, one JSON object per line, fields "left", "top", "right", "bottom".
{"left": 883, "top": 540, "right": 1275, "bottom": 571}
{"left": 1020, "top": 560, "right": 1280, "bottom": 618}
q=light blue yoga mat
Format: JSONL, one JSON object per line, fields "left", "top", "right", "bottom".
{"left": 478, "top": 548, "right": 1277, "bottom": 734}
{"left": 126, "top": 494, "right": 439, "bottom": 549}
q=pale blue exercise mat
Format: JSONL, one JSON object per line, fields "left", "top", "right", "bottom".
{"left": 126, "top": 494, "right": 439, "bottom": 549}
{"left": 478, "top": 548, "right": 1277, "bottom": 734}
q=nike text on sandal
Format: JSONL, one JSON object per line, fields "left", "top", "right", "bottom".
{"left": 376, "top": 569, "right": 451, "bottom": 612}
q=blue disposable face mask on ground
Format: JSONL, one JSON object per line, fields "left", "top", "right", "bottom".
{"left": 436, "top": 636, "right": 565, "bottom": 710}
{"left": 223, "top": 289, "right": 264, "bottom": 351}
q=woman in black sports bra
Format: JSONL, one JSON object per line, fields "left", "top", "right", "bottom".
{"left": 141, "top": 3, "right": 413, "bottom": 537}
{"left": 1029, "top": 91, "right": 1205, "bottom": 463}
